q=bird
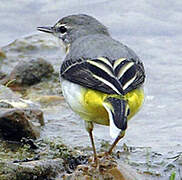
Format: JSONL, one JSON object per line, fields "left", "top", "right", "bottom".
{"left": 37, "top": 14, "right": 145, "bottom": 164}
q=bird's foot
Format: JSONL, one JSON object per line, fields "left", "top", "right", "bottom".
{"left": 88, "top": 155, "right": 98, "bottom": 168}
{"left": 88, "top": 152, "right": 116, "bottom": 169}
{"left": 71, "top": 152, "right": 118, "bottom": 179}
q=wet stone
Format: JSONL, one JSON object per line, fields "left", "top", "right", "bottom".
{"left": 0, "top": 159, "right": 64, "bottom": 180}
{"left": 6, "top": 58, "right": 54, "bottom": 87}
{"left": 0, "top": 108, "right": 44, "bottom": 141}
{"left": 1, "top": 34, "right": 62, "bottom": 74}
{"left": 2, "top": 34, "right": 60, "bottom": 55}
{"left": 0, "top": 84, "right": 41, "bottom": 110}
{"left": 63, "top": 155, "right": 143, "bottom": 180}
{"left": 0, "top": 84, "right": 21, "bottom": 99}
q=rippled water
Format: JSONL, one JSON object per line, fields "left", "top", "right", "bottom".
{"left": 1, "top": 1, "right": 182, "bottom": 179}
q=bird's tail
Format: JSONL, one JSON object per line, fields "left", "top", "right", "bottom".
{"left": 103, "top": 96, "right": 129, "bottom": 138}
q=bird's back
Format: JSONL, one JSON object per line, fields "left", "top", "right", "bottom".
{"left": 61, "top": 34, "right": 145, "bottom": 95}
{"left": 65, "top": 34, "right": 139, "bottom": 62}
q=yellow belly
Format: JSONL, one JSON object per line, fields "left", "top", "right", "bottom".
{"left": 62, "top": 79, "right": 144, "bottom": 126}
{"left": 80, "top": 90, "right": 109, "bottom": 125}
{"left": 79, "top": 87, "right": 144, "bottom": 125}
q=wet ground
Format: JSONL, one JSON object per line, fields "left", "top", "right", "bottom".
{"left": 1, "top": 0, "right": 182, "bottom": 179}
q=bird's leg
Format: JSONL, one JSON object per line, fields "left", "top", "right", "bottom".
{"left": 108, "top": 131, "right": 125, "bottom": 154}
{"left": 85, "top": 121, "right": 97, "bottom": 165}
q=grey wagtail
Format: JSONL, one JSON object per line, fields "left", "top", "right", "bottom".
{"left": 37, "top": 14, "right": 145, "bottom": 163}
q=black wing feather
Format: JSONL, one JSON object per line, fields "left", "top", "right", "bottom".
{"left": 60, "top": 58, "right": 120, "bottom": 94}
{"left": 60, "top": 57, "right": 145, "bottom": 95}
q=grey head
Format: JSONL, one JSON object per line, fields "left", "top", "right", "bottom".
{"left": 37, "top": 14, "right": 110, "bottom": 49}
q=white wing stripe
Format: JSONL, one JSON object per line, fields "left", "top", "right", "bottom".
{"left": 117, "top": 62, "right": 134, "bottom": 80}
{"left": 97, "top": 57, "right": 113, "bottom": 68}
{"left": 93, "top": 74, "right": 121, "bottom": 94}
{"left": 113, "top": 58, "right": 126, "bottom": 70}
{"left": 123, "top": 74, "right": 137, "bottom": 90}
{"left": 87, "top": 60, "right": 114, "bottom": 77}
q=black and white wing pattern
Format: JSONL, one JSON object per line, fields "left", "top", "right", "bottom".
{"left": 60, "top": 56, "right": 145, "bottom": 95}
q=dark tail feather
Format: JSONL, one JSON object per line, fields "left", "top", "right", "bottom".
{"left": 103, "top": 97, "right": 129, "bottom": 135}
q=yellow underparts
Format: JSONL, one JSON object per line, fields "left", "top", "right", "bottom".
{"left": 78, "top": 87, "right": 144, "bottom": 126}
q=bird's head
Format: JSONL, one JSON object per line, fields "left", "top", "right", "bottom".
{"left": 37, "top": 14, "right": 110, "bottom": 51}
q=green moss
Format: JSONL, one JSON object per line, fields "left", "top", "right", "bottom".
{"left": 0, "top": 137, "right": 78, "bottom": 162}
{"left": 0, "top": 140, "right": 35, "bottom": 161}
{"left": 40, "top": 138, "right": 78, "bottom": 159}
{"left": 0, "top": 138, "right": 82, "bottom": 179}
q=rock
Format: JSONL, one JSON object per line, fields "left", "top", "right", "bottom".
{"left": 63, "top": 155, "right": 143, "bottom": 180}
{"left": 0, "top": 85, "right": 40, "bottom": 109}
{"left": 0, "top": 84, "right": 21, "bottom": 99}
{"left": 0, "top": 159, "right": 64, "bottom": 180}
{"left": 6, "top": 58, "right": 54, "bottom": 87}
{"left": 3, "top": 34, "right": 60, "bottom": 54}
{"left": 0, "top": 99, "right": 38, "bottom": 109}
{"left": 0, "top": 108, "right": 44, "bottom": 141}
{"left": 24, "top": 80, "right": 62, "bottom": 104}
{"left": 1, "top": 34, "right": 63, "bottom": 74}
{"left": 35, "top": 95, "right": 64, "bottom": 104}
{"left": 23, "top": 108, "right": 45, "bottom": 126}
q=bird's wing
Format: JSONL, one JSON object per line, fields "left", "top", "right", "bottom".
{"left": 60, "top": 56, "right": 145, "bottom": 95}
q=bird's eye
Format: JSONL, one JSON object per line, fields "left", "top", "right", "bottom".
{"left": 58, "top": 26, "right": 67, "bottom": 33}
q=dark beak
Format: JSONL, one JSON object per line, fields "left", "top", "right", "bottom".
{"left": 37, "top": 26, "right": 54, "bottom": 33}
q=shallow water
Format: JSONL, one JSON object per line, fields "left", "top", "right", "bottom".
{"left": 1, "top": 0, "right": 182, "bottom": 179}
